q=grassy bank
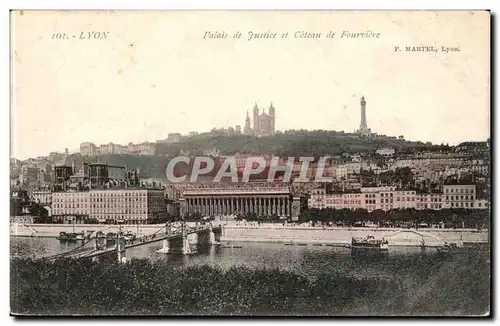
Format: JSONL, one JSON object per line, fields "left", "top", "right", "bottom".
{"left": 10, "top": 248, "right": 490, "bottom": 316}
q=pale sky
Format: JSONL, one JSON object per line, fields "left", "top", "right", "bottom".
{"left": 11, "top": 11, "right": 490, "bottom": 159}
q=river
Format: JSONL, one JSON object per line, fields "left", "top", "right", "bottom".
{"left": 10, "top": 236, "right": 491, "bottom": 315}
{"left": 11, "top": 236, "right": 457, "bottom": 271}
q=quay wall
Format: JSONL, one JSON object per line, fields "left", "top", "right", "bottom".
{"left": 10, "top": 223, "right": 173, "bottom": 238}
{"left": 221, "top": 225, "right": 488, "bottom": 246}
{"left": 11, "top": 223, "right": 489, "bottom": 247}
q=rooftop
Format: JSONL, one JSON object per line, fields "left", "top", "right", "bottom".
{"left": 53, "top": 187, "right": 164, "bottom": 193}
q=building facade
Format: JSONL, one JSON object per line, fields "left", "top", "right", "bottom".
{"left": 376, "top": 147, "right": 396, "bottom": 156}
{"left": 181, "top": 183, "right": 299, "bottom": 218}
{"left": 80, "top": 141, "right": 156, "bottom": 156}
{"left": 30, "top": 190, "right": 52, "bottom": 206}
{"left": 87, "top": 163, "right": 127, "bottom": 188}
{"left": 80, "top": 142, "right": 97, "bottom": 156}
{"left": 51, "top": 188, "right": 167, "bottom": 224}
{"left": 416, "top": 193, "right": 444, "bottom": 210}
{"left": 54, "top": 165, "right": 74, "bottom": 191}
{"left": 455, "top": 141, "right": 489, "bottom": 153}
{"left": 308, "top": 185, "right": 487, "bottom": 212}
{"left": 127, "top": 142, "right": 156, "bottom": 156}
{"left": 443, "top": 184, "right": 477, "bottom": 209}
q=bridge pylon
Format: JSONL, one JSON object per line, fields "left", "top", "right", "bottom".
{"left": 209, "top": 228, "right": 216, "bottom": 244}
{"left": 117, "top": 236, "right": 127, "bottom": 263}
{"left": 157, "top": 223, "right": 192, "bottom": 255}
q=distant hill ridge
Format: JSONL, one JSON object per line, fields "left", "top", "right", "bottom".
{"left": 64, "top": 131, "right": 440, "bottom": 178}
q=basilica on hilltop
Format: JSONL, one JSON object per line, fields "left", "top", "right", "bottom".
{"left": 244, "top": 102, "right": 276, "bottom": 136}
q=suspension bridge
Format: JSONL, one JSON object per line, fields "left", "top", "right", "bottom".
{"left": 38, "top": 223, "right": 223, "bottom": 263}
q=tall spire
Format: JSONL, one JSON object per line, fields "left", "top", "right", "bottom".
{"left": 358, "top": 95, "right": 368, "bottom": 135}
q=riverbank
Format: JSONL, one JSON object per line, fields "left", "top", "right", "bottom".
{"left": 10, "top": 223, "right": 488, "bottom": 247}
{"left": 221, "top": 225, "right": 488, "bottom": 246}
{"left": 10, "top": 223, "right": 166, "bottom": 238}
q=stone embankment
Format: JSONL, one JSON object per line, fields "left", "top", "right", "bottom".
{"left": 221, "top": 224, "right": 488, "bottom": 246}
{"left": 11, "top": 223, "right": 488, "bottom": 247}
{"left": 10, "top": 223, "right": 170, "bottom": 238}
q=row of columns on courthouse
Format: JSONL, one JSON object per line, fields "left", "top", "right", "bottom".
{"left": 184, "top": 196, "right": 292, "bottom": 216}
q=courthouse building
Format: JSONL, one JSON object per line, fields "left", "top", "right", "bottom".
{"left": 180, "top": 183, "right": 301, "bottom": 218}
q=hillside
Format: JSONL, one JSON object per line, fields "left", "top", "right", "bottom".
{"left": 163, "top": 130, "right": 435, "bottom": 157}
{"left": 65, "top": 154, "right": 171, "bottom": 179}
{"left": 64, "top": 131, "right": 441, "bottom": 179}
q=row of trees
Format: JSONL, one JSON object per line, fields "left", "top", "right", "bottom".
{"left": 10, "top": 200, "right": 49, "bottom": 218}
{"left": 25, "top": 207, "right": 490, "bottom": 229}
{"left": 298, "top": 208, "right": 489, "bottom": 229}
{"left": 146, "top": 207, "right": 489, "bottom": 229}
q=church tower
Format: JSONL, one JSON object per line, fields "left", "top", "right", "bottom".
{"left": 269, "top": 102, "right": 275, "bottom": 134}
{"left": 253, "top": 103, "right": 259, "bottom": 133}
{"left": 244, "top": 110, "right": 252, "bottom": 134}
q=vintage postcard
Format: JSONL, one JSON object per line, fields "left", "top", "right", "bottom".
{"left": 10, "top": 10, "right": 490, "bottom": 316}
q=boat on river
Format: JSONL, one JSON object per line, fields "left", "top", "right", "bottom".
{"left": 56, "top": 222, "right": 85, "bottom": 242}
{"left": 56, "top": 232, "right": 77, "bottom": 243}
{"left": 351, "top": 235, "right": 389, "bottom": 251}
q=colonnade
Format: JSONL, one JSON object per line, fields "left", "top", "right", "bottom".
{"left": 184, "top": 196, "right": 292, "bottom": 216}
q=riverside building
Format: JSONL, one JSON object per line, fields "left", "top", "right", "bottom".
{"left": 51, "top": 188, "right": 167, "bottom": 224}
{"left": 309, "top": 186, "right": 417, "bottom": 212}
{"left": 308, "top": 185, "right": 487, "bottom": 212}
{"left": 443, "top": 184, "right": 478, "bottom": 209}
